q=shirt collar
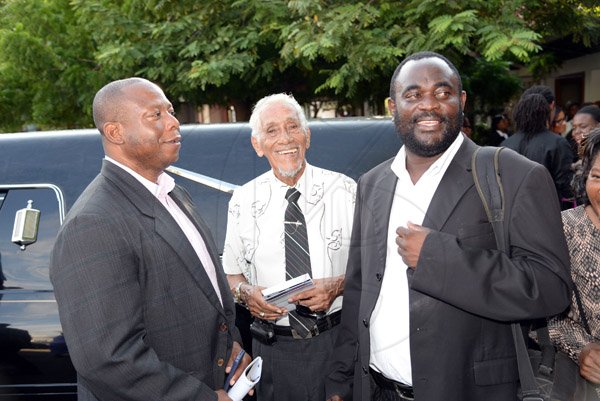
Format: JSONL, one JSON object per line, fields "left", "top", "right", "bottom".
{"left": 268, "top": 162, "right": 312, "bottom": 193}
{"left": 390, "top": 133, "right": 464, "bottom": 180}
{"left": 104, "top": 156, "right": 174, "bottom": 199}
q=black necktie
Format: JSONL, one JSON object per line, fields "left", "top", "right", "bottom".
{"left": 285, "top": 188, "right": 314, "bottom": 338}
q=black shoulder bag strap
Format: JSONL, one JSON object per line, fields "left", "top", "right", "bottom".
{"left": 471, "top": 146, "right": 545, "bottom": 401}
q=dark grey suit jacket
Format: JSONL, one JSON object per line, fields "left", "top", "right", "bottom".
{"left": 326, "top": 138, "right": 572, "bottom": 401}
{"left": 50, "top": 161, "right": 240, "bottom": 401}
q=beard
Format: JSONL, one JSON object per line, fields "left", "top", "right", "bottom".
{"left": 393, "top": 108, "right": 463, "bottom": 157}
{"left": 277, "top": 159, "right": 305, "bottom": 179}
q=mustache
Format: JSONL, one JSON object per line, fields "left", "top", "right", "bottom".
{"left": 411, "top": 112, "right": 448, "bottom": 124}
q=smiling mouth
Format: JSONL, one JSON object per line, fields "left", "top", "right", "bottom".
{"left": 164, "top": 136, "right": 181, "bottom": 145}
{"left": 277, "top": 148, "right": 298, "bottom": 155}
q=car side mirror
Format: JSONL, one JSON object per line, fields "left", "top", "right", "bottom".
{"left": 12, "top": 200, "right": 41, "bottom": 251}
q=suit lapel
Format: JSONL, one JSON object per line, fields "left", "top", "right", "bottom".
{"left": 369, "top": 164, "right": 398, "bottom": 275}
{"left": 422, "top": 138, "right": 477, "bottom": 231}
{"left": 169, "top": 186, "right": 232, "bottom": 315}
{"left": 101, "top": 161, "right": 227, "bottom": 317}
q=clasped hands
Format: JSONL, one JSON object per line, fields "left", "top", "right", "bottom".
{"left": 242, "top": 276, "right": 343, "bottom": 320}
{"left": 395, "top": 222, "right": 431, "bottom": 269}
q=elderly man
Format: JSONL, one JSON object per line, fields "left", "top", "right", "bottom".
{"left": 326, "top": 51, "right": 572, "bottom": 401}
{"left": 50, "top": 77, "right": 249, "bottom": 401}
{"left": 223, "top": 93, "right": 356, "bottom": 401}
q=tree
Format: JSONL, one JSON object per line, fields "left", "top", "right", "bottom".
{"left": 0, "top": 0, "right": 598, "bottom": 132}
{"left": 0, "top": 0, "right": 108, "bottom": 132}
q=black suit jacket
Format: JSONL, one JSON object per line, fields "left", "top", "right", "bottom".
{"left": 326, "top": 137, "right": 571, "bottom": 401}
{"left": 50, "top": 161, "right": 239, "bottom": 401}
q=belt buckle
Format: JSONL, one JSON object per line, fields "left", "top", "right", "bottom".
{"left": 291, "top": 328, "right": 312, "bottom": 339}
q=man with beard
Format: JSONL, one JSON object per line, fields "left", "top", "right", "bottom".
{"left": 325, "top": 51, "right": 572, "bottom": 401}
{"left": 223, "top": 93, "right": 356, "bottom": 401}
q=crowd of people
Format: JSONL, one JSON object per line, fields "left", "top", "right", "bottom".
{"left": 48, "top": 50, "right": 599, "bottom": 401}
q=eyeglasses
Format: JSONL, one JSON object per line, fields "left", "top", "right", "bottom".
{"left": 554, "top": 117, "right": 565, "bottom": 124}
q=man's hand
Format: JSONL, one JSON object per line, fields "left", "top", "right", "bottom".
{"left": 396, "top": 222, "right": 431, "bottom": 269}
{"left": 216, "top": 390, "right": 233, "bottom": 400}
{"left": 579, "top": 342, "right": 600, "bottom": 384}
{"left": 288, "top": 275, "right": 344, "bottom": 312}
{"left": 241, "top": 283, "right": 286, "bottom": 320}
{"left": 224, "top": 342, "right": 253, "bottom": 391}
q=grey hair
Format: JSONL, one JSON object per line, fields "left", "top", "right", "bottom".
{"left": 249, "top": 93, "right": 308, "bottom": 138}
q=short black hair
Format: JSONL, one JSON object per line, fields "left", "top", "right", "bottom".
{"left": 512, "top": 93, "right": 550, "bottom": 137}
{"left": 389, "top": 51, "right": 462, "bottom": 101}
{"left": 92, "top": 77, "right": 150, "bottom": 134}
{"left": 572, "top": 127, "right": 600, "bottom": 205}
{"left": 523, "top": 85, "right": 555, "bottom": 105}
{"left": 575, "top": 105, "right": 600, "bottom": 123}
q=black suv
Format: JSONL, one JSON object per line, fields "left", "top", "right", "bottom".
{"left": 0, "top": 119, "right": 400, "bottom": 400}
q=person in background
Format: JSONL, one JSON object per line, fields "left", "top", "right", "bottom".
{"left": 549, "top": 128, "right": 600, "bottom": 401}
{"left": 552, "top": 106, "right": 568, "bottom": 136}
{"left": 485, "top": 113, "right": 510, "bottom": 146}
{"left": 223, "top": 93, "right": 356, "bottom": 401}
{"left": 325, "top": 51, "right": 571, "bottom": 401}
{"left": 50, "top": 77, "right": 249, "bottom": 401}
{"left": 501, "top": 93, "right": 574, "bottom": 209}
{"left": 572, "top": 106, "right": 600, "bottom": 153}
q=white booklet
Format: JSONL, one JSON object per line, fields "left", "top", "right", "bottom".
{"left": 227, "top": 357, "right": 263, "bottom": 401}
{"left": 261, "top": 274, "right": 315, "bottom": 311}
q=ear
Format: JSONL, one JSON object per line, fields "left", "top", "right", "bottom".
{"left": 460, "top": 91, "right": 467, "bottom": 110}
{"left": 305, "top": 127, "right": 311, "bottom": 150}
{"left": 251, "top": 135, "right": 264, "bottom": 157}
{"left": 102, "top": 122, "right": 124, "bottom": 145}
{"left": 386, "top": 97, "right": 395, "bottom": 116}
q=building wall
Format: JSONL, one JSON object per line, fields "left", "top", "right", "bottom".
{"left": 516, "top": 52, "right": 600, "bottom": 106}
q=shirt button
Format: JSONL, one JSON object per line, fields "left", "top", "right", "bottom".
{"left": 219, "top": 323, "right": 228, "bottom": 332}
{"left": 217, "top": 358, "right": 225, "bottom": 367}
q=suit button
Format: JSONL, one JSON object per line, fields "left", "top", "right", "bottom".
{"left": 217, "top": 358, "right": 225, "bottom": 367}
{"left": 376, "top": 273, "right": 382, "bottom": 281}
{"left": 219, "top": 323, "right": 228, "bottom": 332}
{"left": 362, "top": 366, "right": 368, "bottom": 374}
{"left": 363, "top": 319, "right": 369, "bottom": 328}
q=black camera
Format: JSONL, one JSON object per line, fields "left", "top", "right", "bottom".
{"left": 250, "top": 319, "right": 276, "bottom": 345}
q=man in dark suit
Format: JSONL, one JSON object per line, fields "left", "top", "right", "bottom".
{"left": 325, "top": 52, "right": 572, "bottom": 401}
{"left": 50, "top": 77, "right": 250, "bottom": 401}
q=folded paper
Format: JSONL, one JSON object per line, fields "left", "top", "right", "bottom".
{"left": 227, "top": 356, "right": 263, "bottom": 401}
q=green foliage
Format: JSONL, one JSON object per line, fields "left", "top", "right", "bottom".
{"left": 0, "top": 0, "right": 598, "bottom": 132}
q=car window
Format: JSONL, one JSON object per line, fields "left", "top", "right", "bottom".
{"left": 0, "top": 188, "right": 62, "bottom": 290}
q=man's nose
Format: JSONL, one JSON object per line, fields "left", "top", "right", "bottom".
{"left": 418, "top": 94, "right": 440, "bottom": 111}
{"left": 167, "top": 112, "right": 180, "bottom": 130}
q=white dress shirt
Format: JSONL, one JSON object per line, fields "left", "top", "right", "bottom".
{"left": 369, "top": 134, "right": 464, "bottom": 385}
{"left": 223, "top": 163, "right": 356, "bottom": 325}
{"left": 105, "top": 156, "right": 223, "bottom": 305}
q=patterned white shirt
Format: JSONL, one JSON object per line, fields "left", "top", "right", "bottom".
{"left": 223, "top": 163, "right": 356, "bottom": 325}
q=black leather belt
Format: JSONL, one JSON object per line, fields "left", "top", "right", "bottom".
{"left": 272, "top": 310, "right": 341, "bottom": 339}
{"left": 370, "top": 368, "right": 414, "bottom": 400}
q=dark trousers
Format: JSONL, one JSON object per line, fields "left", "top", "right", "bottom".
{"left": 252, "top": 325, "right": 338, "bottom": 401}
{"left": 370, "top": 374, "right": 413, "bottom": 401}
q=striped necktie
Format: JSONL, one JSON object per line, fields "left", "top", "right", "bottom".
{"left": 285, "top": 188, "right": 315, "bottom": 338}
